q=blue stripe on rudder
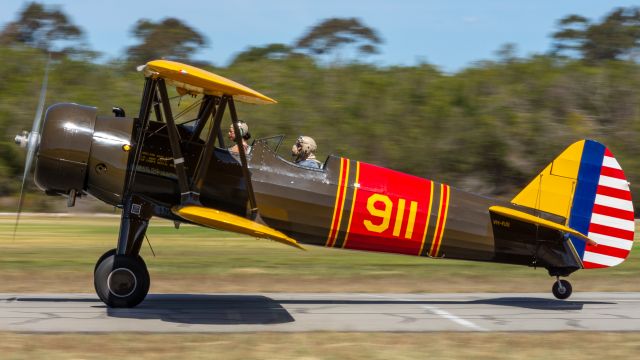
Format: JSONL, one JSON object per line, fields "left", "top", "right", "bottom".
{"left": 568, "top": 140, "right": 605, "bottom": 257}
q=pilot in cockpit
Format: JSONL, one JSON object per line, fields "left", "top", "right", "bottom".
{"left": 292, "top": 136, "right": 322, "bottom": 169}
{"left": 228, "top": 120, "right": 251, "bottom": 154}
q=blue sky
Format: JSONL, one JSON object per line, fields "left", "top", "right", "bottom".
{"left": 1, "top": 1, "right": 638, "bottom": 72}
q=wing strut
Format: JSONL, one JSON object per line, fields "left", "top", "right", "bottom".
{"left": 116, "top": 77, "right": 157, "bottom": 255}
{"left": 156, "top": 78, "right": 197, "bottom": 203}
{"left": 228, "top": 97, "right": 258, "bottom": 215}
{"left": 191, "top": 96, "right": 227, "bottom": 193}
{"left": 189, "top": 95, "right": 215, "bottom": 142}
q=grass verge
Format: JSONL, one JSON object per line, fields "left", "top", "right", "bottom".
{"left": 1, "top": 332, "right": 640, "bottom": 360}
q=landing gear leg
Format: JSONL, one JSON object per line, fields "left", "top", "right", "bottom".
{"left": 552, "top": 277, "right": 572, "bottom": 300}
{"left": 94, "top": 196, "right": 152, "bottom": 308}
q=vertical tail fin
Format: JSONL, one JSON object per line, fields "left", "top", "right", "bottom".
{"left": 512, "top": 140, "right": 634, "bottom": 268}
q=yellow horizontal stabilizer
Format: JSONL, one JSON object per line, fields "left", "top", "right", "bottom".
{"left": 172, "top": 205, "right": 304, "bottom": 250}
{"left": 489, "top": 206, "right": 597, "bottom": 246}
{"left": 143, "top": 60, "right": 277, "bottom": 105}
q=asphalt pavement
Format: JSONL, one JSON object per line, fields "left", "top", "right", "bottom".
{"left": 1, "top": 292, "right": 638, "bottom": 332}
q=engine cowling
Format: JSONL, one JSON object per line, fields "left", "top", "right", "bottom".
{"left": 33, "top": 103, "right": 134, "bottom": 206}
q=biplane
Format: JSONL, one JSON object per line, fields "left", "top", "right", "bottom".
{"left": 14, "top": 59, "right": 635, "bottom": 308}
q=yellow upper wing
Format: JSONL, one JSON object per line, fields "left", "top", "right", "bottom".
{"left": 172, "top": 205, "right": 303, "bottom": 250}
{"left": 142, "top": 60, "right": 277, "bottom": 105}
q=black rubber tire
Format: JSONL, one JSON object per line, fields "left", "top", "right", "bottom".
{"left": 552, "top": 279, "right": 572, "bottom": 300}
{"left": 94, "top": 254, "right": 150, "bottom": 308}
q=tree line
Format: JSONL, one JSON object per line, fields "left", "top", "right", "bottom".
{"left": 0, "top": 3, "right": 639, "bottom": 212}
{"left": 2, "top": 2, "right": 639, "bottom": 65}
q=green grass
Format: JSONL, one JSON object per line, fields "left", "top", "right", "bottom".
{"left": 0, "top": 214, "right": 638, "bottom": 293}
{"left": 2, "top": 332, "right": 640, "bottom": 360}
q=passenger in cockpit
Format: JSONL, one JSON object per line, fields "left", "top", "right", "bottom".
{"left": 292, "top": 136, "right": 322, "bottom": 169}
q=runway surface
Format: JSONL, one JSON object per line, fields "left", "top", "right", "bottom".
{"left": 1, "top": 292, "right": 639, "bottom": 332}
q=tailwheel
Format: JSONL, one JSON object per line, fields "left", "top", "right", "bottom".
{"left": 94, "top": 252, "right": 150, "bottom": 308}
{"left": 552, "top": 278, "right": 572, "bottom": 300}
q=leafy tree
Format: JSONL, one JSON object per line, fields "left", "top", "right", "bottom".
{"left": 230, "top": 44, "right": 300, "bottom": 65}
{"left": 295, "top": 18, "right": 382, "bottom": 61}
{"left": 584, "top": 8, "right": 640, "bottom": 61}
{"left": 0, "top": 1, "right": 85, "bottom": 55}
{"left": 125, "top": 18, "right": 208, "bottom": 65}
{"left": 551, "top": 15, "right": 589, "bottom": 57}
{"left": 552, "top": 7, "right": 640, "bottom": 62}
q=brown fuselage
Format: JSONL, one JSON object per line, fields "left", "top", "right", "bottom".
{"left": 123, "top": 121, "right": 580, "bottom": 273}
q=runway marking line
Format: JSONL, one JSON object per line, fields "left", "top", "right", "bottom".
{"left": 420, "top": 304, "right": 487, "bottom": 332}
{"left": 367, "top": 294, "right": 488, "bottom": 332}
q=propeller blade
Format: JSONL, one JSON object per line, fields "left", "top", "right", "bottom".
{"left": 14, "top": 57, "right": 51, "bottom": 238}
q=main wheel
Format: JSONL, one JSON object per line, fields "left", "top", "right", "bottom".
{"left": 552, "top": 279, "right": 572, "bottom": 300}
{"left": 94, "top": 253, "right": 150, "bottom": 308}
